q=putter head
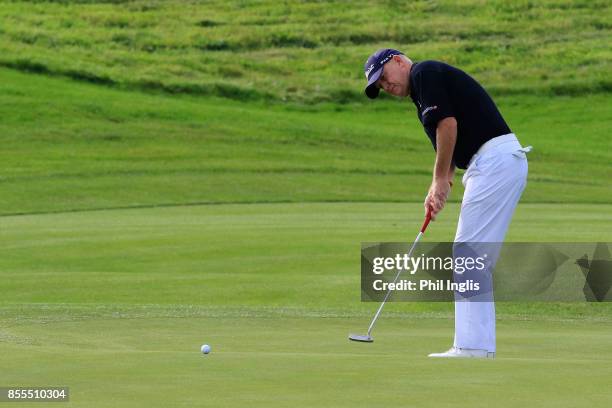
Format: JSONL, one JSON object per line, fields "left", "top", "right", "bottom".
{"left": 348, "top": 333, "right": 373, "bottom": 343}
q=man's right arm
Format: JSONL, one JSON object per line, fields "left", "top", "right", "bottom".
{"left": 448, "top": 162, "right": 455, "bottom": 187}
{"left": 425, "top": 116, "right": 457, "bottom": 219}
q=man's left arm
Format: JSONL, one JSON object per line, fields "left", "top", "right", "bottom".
{"left": 425, "top": 116, "right": 457, "bottom": 218}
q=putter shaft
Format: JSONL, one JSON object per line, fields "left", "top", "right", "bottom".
{"left": 363, "top": 209, "right": 432, "bottom": 338}
{"left": 366, "top": 230, "right": 424, "bottom": 336}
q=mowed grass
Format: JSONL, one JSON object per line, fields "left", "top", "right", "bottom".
{"left": 1, "top": 315, "right": 612, "bottom": 408}
{"left": 1, "top": 202, "right": 612, "bottom": 407}
{"left": 1, "top": 202, "right": 611, "bottom": 308}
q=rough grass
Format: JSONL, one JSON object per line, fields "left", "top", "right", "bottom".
{"left": 0, "top": 0, "right": 610, "bottom": 103}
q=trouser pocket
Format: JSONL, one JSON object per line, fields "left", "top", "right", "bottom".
{"left": 512, "top": 145, "right": 533, "bottom": 158}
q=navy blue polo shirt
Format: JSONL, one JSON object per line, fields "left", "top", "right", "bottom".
{"left": 408, "top": 60, "right": 511, "bottom": 169}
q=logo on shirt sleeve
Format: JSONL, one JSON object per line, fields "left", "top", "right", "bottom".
{"left": 422, "top": 105, "right": 438, "bottom": 116}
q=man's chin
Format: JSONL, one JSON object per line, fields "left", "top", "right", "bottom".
{"left": 387, "top": 89, "right": 407, "bottom": 98}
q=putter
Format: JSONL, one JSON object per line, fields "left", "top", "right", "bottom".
{"left": 349, "top": 208, "right": 433, "bottom": 343}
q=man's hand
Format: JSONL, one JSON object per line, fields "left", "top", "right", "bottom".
{"left": 425, "top": 180, "right": 451, "bottom": 220}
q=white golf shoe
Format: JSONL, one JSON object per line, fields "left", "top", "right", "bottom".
{"left": 428, "top": 347, "right": 495, "bottom": 359}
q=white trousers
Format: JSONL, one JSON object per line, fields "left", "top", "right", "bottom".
{"left": 453, "top": 133, "right": 530, "bottom": 352}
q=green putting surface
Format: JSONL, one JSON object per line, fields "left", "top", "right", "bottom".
{"left": 1, "top": 309, "right": 611, "bottom": 408}
{"left": 1, "top": 203, "right": 611, "bottom": 406}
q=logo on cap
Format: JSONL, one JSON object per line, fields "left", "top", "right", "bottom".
{"left": 365, "top": 63, "right": 375, "bottom": 79}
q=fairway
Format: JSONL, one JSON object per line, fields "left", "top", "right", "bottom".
{"left": 1, "top": 203, "right": 611, "bottom": 308}
{"left": 1, "top": 203, "right": 612, "bottom": 406}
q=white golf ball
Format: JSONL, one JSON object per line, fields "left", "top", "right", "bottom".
{"left": 201, "top": 344, "right": 211, "bottom": 354}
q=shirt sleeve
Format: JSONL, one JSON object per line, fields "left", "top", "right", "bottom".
{"left": 414, "top": 70, "right": 455, "bottom": 128}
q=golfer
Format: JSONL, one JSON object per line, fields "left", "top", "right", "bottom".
{"left": 363, "top": 49, "right": 531, "bottom": 358}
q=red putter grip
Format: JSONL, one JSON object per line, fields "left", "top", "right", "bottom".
{"left": 420, "top": 208, "right": 432, "bottom": 233}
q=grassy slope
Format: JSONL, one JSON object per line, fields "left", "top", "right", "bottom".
{"left": 1, "top": 68, "right": 610, "bottom": 216}
{"left": 0, "top": 0, "right": 610, "bottom": 103}
{"left": 0, "top": 0, "right": 609, "bottom": 213}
